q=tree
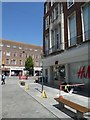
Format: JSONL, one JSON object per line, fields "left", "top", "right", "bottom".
{"left": 25, "top": 56, "right": 34, "bottom": 75}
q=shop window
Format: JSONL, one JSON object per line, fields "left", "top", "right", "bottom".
{"left": 58, "top": 65, "right": 65, "bottom": 79}
{"left": 45, "top": 69, "right": 48, "bottom": 76}
{"left": 54, "top": 65, "right": 65, "bottom": 81}
{"left": 45, "top": 69, "right": 48, "bottom": 82}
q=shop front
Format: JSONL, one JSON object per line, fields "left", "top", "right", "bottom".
{"left": 43, "top": 64, "right": 66, "bottom": 87}
{"left": 2, "top": 68, "right": 10, "bottom": 76}
{"left": 43, "top": 42, "right": 89, "bottom": 95}
{"left": 68, "top": 61, "right": 90, "bottom": 96}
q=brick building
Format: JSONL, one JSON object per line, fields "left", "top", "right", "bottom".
{"left": 43, "top": 1, "right": 90, "bottom": 96}
{"left": 1, "top": 39, "right": 43, "bottom": 76}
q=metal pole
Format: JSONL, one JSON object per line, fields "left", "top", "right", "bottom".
{"left": 42, "top": 66, "right": 43, "bottom": 92}
{"left": 41, "top": 59, "right": 43, "bottom": 93}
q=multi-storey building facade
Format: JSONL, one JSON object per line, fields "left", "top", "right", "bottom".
{"left": 43, "top": 1, "right": 90, "bottom": 95}
{"left": 1, "top": 39, "right": 43, "bottom": 76}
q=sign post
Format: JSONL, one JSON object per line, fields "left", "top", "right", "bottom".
{"left": 42, "top": 61, "right": 43, "bottom": 92}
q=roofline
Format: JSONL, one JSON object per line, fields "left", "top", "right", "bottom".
{"left": 1, "top": 38, "right": 43, "bottom": 48}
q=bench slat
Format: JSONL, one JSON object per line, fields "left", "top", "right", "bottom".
{"left": 54, "top": 97, "right": 90, "bottom": 113}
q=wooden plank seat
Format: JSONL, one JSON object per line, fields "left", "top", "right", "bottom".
{"left": 54, "top": 97, "right": 90, "bottom": 119}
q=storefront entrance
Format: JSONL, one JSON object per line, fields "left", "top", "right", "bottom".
{"left": 53, "top": 65, "right": 65, "bottom": 87}
{"left": 11, "top": 70, "right": 22, "bottom": 76}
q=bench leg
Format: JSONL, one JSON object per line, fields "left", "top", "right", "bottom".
{"left": 77, "top": 110, "right": 83, "bottom": 120}
{"left": 59, "top": 103, "right": 64, "bottom": 109}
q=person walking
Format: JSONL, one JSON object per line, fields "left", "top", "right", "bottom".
{"left": 1, "top": 73, "right": 6, "bottom": 85}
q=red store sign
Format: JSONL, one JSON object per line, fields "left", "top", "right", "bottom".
{"left": 77, "top": 66, "right": 90, "bottom": 79}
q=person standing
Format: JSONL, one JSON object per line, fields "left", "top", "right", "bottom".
{"left": 1, "top": 73, "right": 6, "bottom": 85}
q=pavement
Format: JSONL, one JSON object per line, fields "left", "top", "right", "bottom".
{"left": 19, "top": 77, "right": 90, "bottom": 120}
{"left": 1, "top": 77, "right": 58, "bottom": 119}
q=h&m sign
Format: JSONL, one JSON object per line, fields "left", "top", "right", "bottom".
{"left": 77, "top": 66, "right": 90, "bottom": 79}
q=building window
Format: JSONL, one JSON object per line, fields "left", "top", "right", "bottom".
{"left": 0, "top": 44, "right": 3, "bottom": 47}
{"left": 35, "top": 49, "right": 38, "bottom": 52}
{"left": 51, "top": 0, "right": 54, "bottom": 6}
{"left": 55, "top": 6, "right": 58, "bottom": 19}
{"left": 6, "top": 45, "right": 10, "bottom": 48}
{"left": 35, "top": 61, "right": 39, "bottom": 66}
{"left": 13, "top": 46, "right": 16, "bottom": 48}
{"left": 19, "top": 52, "right": 23, "bottom": 57}
{"left": 0, "top": 50, "right": 1, "bottom": 57}
{"left": 32, "top": 54, "right": 34, "bottom": 59}
{"left": 26, "top": 54, "right": 29, "bottom": 58}
{"left": 45, "top": 3, "right": 49, "bottom": 13}
{"left": 6, "top": 51, "right": 10, "bottom": 56}
{"left": 26, "top": 54, "right": 27, "bottom": 58}
{"left": 6, "top": 59, "right": 10, "bottom": 65}
{"left": 40, "top": 61, "right": 42, "bottom": 67}
{"left": 45, "top": 34, "right": 49, "bottom": 55}
{"left": 51, "top": 11, "right": 54, "bottom": 23}
{"left": 45, "top": 16, "right": 49, "bottom": 30}
{"left": 68, "top": 12, "right": 76, "bottom": 46}
{"left": 51, "top": 30, "right": 54, "bottom": 47}
{"left": 13, "top": 52, "right": 17, "bottom": 57}
{"left": 30, "top": 48, "right": 32, "bottom": 51}
{"left": 81, "top": 2, "right": 90, "bottom": 41}
{"left": 19, "top": 47, "right": 22, "bottom": 50}
{"left": 35, "top": 55, "right": 38, "bottom": 59}
{"left": 67, "top": 0, "right": 74, "bottom": 8}
{"left": 19, "top": 60, "right": 22, "bottom": 65}
{"left": 55, "top": 28, "right": 59, "bottom": 49}
{"left": 45, "top": 69, "right": 48, "bottom": 80}
{"left": 11, "top": 59, "right": 16, "bottom": 65}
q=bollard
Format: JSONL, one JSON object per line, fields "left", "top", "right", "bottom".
{"left": 59, "top": 85, "right": 63, "bottom": 99}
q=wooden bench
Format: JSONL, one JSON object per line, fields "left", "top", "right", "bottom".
{"left": 54, "top": 97, "right": 90, "bottom": 119}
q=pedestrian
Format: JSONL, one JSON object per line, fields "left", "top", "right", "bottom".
{"left": 1, "top": 73, "right": 6, "bottom": 85}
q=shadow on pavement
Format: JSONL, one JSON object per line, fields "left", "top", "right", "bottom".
{"left": 53, "top": 104, "right": 87, "bottom": 120}
{"left": 39, "top": 81, "right": 90, "bottom": 97}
